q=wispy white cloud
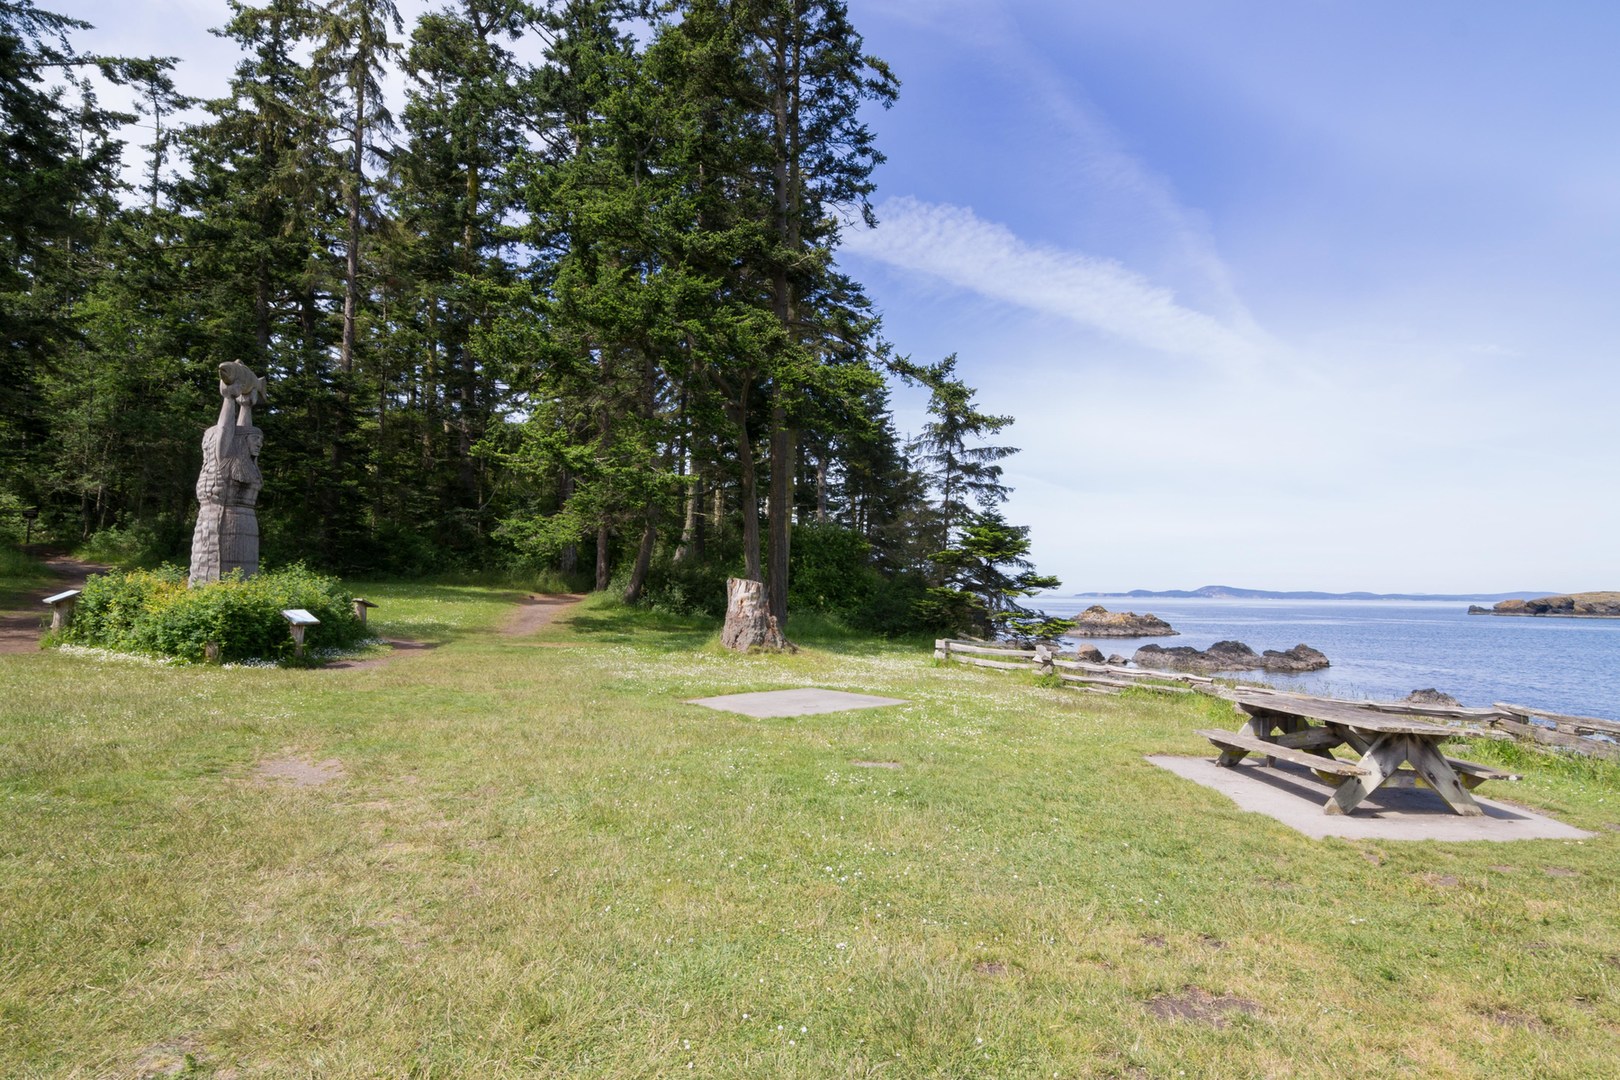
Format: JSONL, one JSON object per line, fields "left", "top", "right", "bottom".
{"left": 842, "top": 196, "right": 1275, "bottom": 373}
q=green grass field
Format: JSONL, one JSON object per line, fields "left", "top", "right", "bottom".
{"left": 2, "top": 578, "right": 1617, "bottom": 1078}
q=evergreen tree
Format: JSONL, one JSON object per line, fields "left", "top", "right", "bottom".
{"left": 0, "top": 1, "right": 178, "bottom": 532}
{"left": 919, "top": 510, "right": 1066, "bottom": 640}
{"left": 913, "top": 353, "right": 1015, "bottom": 551}
{"left": 380, "top": 0, "right": 540, "bottom": 559}
{"left": 312, "top": 0, "right": 402, "bottom": 375}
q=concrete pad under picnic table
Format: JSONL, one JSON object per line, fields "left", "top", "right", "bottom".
{"left": 686, "top": 688, "right": 907, "bottom": 719}
{"left": 1149, "top": 755, "right": 1594, "bottom": 841}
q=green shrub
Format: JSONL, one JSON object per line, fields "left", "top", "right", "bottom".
{"left": 60, "top": 563, "right": 367, "bottom": 664}
{"left": 75, "top": 524, "right": 179, "bottom": 569}
{"left": 638, "top": 558, "right": 733, "bottom": 618}
{"left": 787, "top": 522, "right": 881, "bottom": 615}
{"left": 846, "top": 570, "right": 931, "bottom": 637}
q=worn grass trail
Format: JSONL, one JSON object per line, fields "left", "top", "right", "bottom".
{"left": 1, "top": 585, "right": 1617, "bottom": 1078}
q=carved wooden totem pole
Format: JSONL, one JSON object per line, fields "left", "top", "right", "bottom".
{"left": 189, "top": 361, "right": 267, "bottom": 585}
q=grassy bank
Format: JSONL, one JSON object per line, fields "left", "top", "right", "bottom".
{"left": 0, "top": 547, "right": 52, "bottom": 609}
{"left": 2, "top": 586, "right": 1617, "bottom": 1078}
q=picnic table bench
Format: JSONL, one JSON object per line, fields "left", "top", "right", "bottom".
{"left": 1198, "top": 689, "right": 1519, "bottom": 816}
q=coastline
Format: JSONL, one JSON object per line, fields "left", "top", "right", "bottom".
{"left": 1470, "top": 611, "right": 1620, "bottom": 620}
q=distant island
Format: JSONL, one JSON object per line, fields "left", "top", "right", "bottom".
{"left": 1469, "top": 592, "right": 1620, "bottom": 619}
{"left": 1070, "top": 585, "right": 1560, "bottom": 602}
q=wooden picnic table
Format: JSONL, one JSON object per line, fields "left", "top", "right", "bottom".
{"left": 1197, "top": 689, "right": 1517, "bottom": 817}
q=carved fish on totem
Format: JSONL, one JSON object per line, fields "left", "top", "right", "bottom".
{"left": 218, "top": 360, "right": 268, "bottom": 405}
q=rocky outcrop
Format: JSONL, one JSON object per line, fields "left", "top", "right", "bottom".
{"left": 1473, "top": 592, "right": 1620, "bottom": 618}
{"left": 1073, "top": 645, "right": 1106, "bottom": 663}
{"left": 1132, "top": 640, "right": 1329, "bottom": 675}
{"left": 1405, "top": 688, "right": 1461, "bottom": 707}
{"left": 1070, "top": 604, "right": 1177, "bottom": 637}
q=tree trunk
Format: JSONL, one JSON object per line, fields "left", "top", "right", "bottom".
{"left": 766, "top": 407, "right": 794, "bottom": 627}
{"left": 560, "top": 468, "right": 578, "bottom": 574}
{"left": 731, "top": 398, "right": 761, "bottom": 582}
{"left": 595, "top": 522, "right": 611, "bottom": 591}
{"left": 815, "top": 453, "right": 828, "bottom": 522}
{"left": 674, "top": 459, "right": 699, "bottom": 564}
{"left": 341, "top": 82, "right": 363, "bottom": 374}
{"left": 621, "top": 503, "right": 660, "bottom": 603}
{"left": 721, "top": 577, "right": 794, "bottom": 653}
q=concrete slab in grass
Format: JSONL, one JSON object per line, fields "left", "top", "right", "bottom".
{"left": 1149, "top": 755, "right": 1594, "bottom": 842}
{"left": 687, "top": 688, "right": 907, "bottom": 719}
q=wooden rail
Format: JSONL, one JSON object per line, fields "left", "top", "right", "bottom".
{"left": 931, "top": 640, "right": 1620, "bottom": 761}
{"left": 1488, "top": 703, "right": 1620, "bottom": 761}
{"left": 933, "top": 640, "right": 1214, "bottom": 695}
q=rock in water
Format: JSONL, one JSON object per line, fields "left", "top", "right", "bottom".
{"left": 1069, "top": 604, "right": 1178, "bottom": 637}
{"left": 1405, "top": 688, "right": 1461, "bottom": 706}
{"left": 721, "top": 578, "right": 794, "bottom": 653}
{"left": 1133, "top": 640, "right": 1329, "bottom": 674}
{"left": 1073, "top": 645, "right": 1106, "bottom": 663}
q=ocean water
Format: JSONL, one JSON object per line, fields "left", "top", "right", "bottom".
{"left": 1036, "top": 597, "right": 1620, "bottom": 722}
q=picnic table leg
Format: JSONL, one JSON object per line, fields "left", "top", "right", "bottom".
{"left": 1220, "top": 706, "right": 1273, "bottom": 766}
{"left": 1325, "top": 735, "right": 1407, "bottom": 816}
{"left": 1405, "top": 737, "right": 1485, "bottom": 817}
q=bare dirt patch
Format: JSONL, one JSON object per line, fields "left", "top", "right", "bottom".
{"left": 1488, "top": 1009, "right": 1546, "bottom": 1031}
{"left": 323, "top": 638, "right": 439, "bottom": 671}
{"left": 1139, "top": 934, "right": 1167, "bottom": 948}
{"left": 973, "top": 961, "right": 1009, "bottom": 977}
{"left": 1422, "top": 873, "right": 1461, "bottom": 888}
{"left": 851, "top": 760, "right": 903, "bottom": 769}
{"left": 1146, "top": 986, "right": 1260, "bottom": 1027}
{"left": 253, "top": 757, "right": 345, "bottom": 787}
{"left": 1544, "top": 867, "right": 1581, "bottom": 879}
{"left": 131, "top": 1036, "right": 204, "bottom": 1078}
{"left": 503, "top": 593, "right": 587, "bottom": 636}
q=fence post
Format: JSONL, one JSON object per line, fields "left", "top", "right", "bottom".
{"left": 935, "top": 639, "right": 950, "bottom": 662}
{"left": 1034, "top": 644, "right": 1054, "bottom": 676}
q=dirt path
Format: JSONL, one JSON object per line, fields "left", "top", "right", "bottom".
{"left": 0, "top": 556, "right": 109, "bottom": 655}
{"left": 503, "top": 593, "right": 588, "bottom": 636}
{"left": 324, "top": 592, "right": 586, "bottom": 672}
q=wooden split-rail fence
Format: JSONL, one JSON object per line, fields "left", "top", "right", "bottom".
{"left": 932, "top": 638, "right": 1620, "bottom": 761}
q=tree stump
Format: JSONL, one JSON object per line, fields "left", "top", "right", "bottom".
{"left": 721, "top": 577, "right": 794, "bottom": 652}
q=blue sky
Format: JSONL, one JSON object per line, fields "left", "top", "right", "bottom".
{"left": 61, "top": 0, "right": 1620, "bottom": 593}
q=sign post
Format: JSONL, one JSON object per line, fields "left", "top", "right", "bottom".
{"left": 280, "top": 608, "right": 320, "bottom": 659}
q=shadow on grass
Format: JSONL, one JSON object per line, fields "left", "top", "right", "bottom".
{"left": 563, "top": 605, "right": 720, "bottom": 652}
{"left": 786, "top": 613, "right": 933, "bottom": 657}
{"left": 561, "top": 599, "right": 931, "bottom": 659}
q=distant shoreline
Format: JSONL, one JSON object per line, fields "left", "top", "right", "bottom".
{"left": 1468, "top": 591, "right": 1620, "bottom": 620}
{"left": 1471, "top": 612, "right": 1620, "bottom": 620}
{"left": 1068, "top": 586, "right": 1558, "bottom": 603}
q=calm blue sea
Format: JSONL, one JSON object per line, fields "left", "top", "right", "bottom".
{"left": 1036, "top": 597, "right": 1620, "bottom": 722}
